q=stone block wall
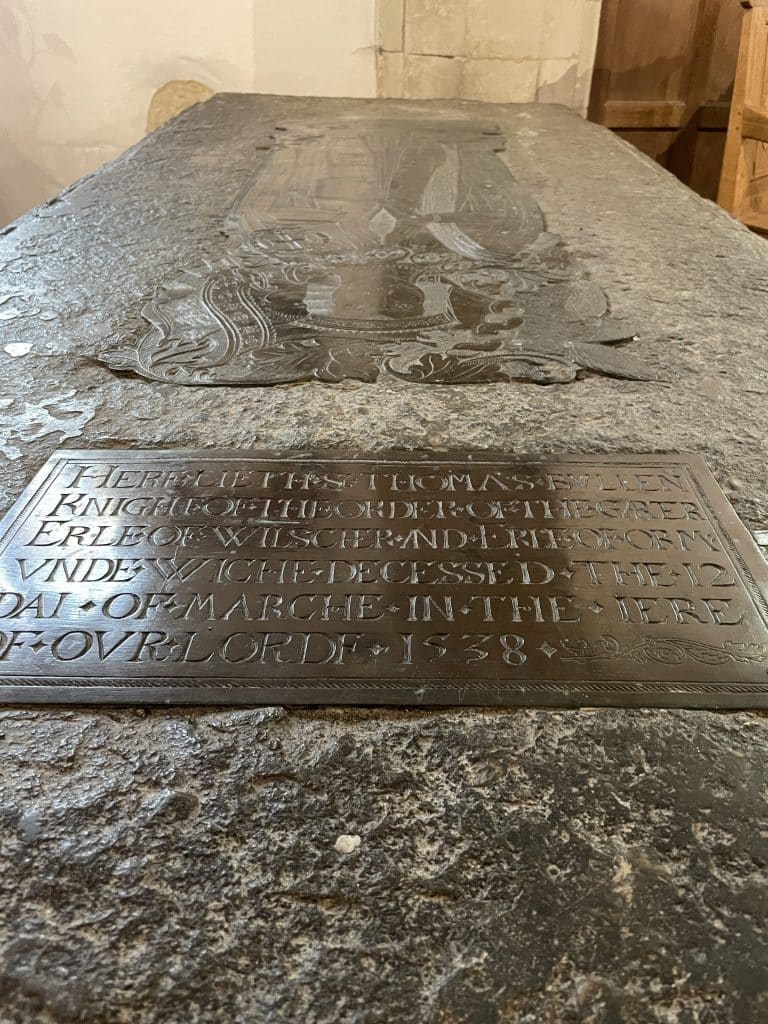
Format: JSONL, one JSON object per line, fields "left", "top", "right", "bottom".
{"left": 377, "top": 0, "right": 603, "bottom": 113}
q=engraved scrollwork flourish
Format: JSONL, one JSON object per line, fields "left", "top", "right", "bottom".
{"left": 560, "top": 635, "right": 768, "bottom": 666}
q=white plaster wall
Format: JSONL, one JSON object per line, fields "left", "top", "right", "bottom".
{"left": 253, "top": 1, "right": 376, "bottom": 97}
{"left": 0, "top": 0, "right": 377, "bottom": 225}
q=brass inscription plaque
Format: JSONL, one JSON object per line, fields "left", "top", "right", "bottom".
{"left": 0, "top": 450, "right": 766, "bottom": 707}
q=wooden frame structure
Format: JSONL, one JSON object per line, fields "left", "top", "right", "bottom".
{"left": 718, "top": 1, "right": 768, "bottom": 229}
{"left": 589, "top": 0, "right": 742, "bottom": 201}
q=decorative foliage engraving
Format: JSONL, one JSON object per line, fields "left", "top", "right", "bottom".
{"left": 101, "top": 119, "right": 655, "bottom": 388}
{"left": 560, "top": 635, "right": 768, "bottom": 666}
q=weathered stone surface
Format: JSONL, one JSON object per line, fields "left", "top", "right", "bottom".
{"left": 0, "top": 95, "right": 767, "bottom": 1021}
{"left": 0, "top": 707, "right": 766, "bottom": 1023}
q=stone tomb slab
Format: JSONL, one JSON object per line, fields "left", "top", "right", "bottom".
{"left": 0, "top": 448, "right": 766, "bottom": 707}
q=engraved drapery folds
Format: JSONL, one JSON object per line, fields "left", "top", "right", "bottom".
{"left": 102, "top": 119, "right": 653, "bottom": 387}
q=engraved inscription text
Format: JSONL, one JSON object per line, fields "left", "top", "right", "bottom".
{"left": 0, "top": 451, "right": 766, "bottom": 707}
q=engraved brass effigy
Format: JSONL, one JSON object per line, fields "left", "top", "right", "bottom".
{"left": 101, "top": 120, "right": 653, "bottom": 387}
{"left": 0, "top": 449, "right": 766, "bottom": 708}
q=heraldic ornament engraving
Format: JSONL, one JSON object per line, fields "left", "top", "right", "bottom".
{"left": 101, "top": 118, "right": 655, "bottom": 387}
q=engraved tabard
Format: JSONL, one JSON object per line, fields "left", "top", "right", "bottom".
{"left": 0, "top": 450, "right": 767, "bottom": 708}
{"left": 100, "top": 119, "right": 654, "bottom": 387}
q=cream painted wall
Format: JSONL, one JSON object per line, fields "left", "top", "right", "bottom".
{"left": 253, "top": 1, "right": 376, "bottom": 97}
{"left": 0, "top": 0, "right": 377, "bottom": 225}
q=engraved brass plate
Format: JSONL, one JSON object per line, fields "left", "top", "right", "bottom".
{"left": 0, "top": 450, "right": 766, "bottom": 708}
{"left": 100, "top": 118, "right": 654, "bottom": 388}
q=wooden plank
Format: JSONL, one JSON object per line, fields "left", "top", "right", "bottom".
{"left": 742, "top": 102, "right": 768, "bottom": 140}
{"left": 749, "top": 141, "right": 768, "bottom": 184}
{"left": 588, "top": 0, "right": 624, "bottom": 123}
{"left": 741, "top": 154, "right": 768, "bottom": 229}
{"left": 705, "top": 0, "right": 745, "bottom": 101}
{"left": 699, "top": 101, "right": 731, "bottom": 130}
{"left": 742, "top": 210, "right": 768, "bottom": 231}
{"left": 599, "top": 97, "right": 730, "bottom": 135}
{"left": 608, "top": 0, "right": 700, "bottom": 103}
{"left": 717, "top": 9, "right": 764, "bottom": 213}
{"left": 602, "top": 99, "right": 686, "bottom": 128}
{"left": 614, "top": 129, "right": 676, "bottom": 165}
{"left": 687, "top": 131, "right": 727, "bottom": 199}
{"left": 743, "top": 164, "right": 768, "bottom": 197}
{"left": 667, "top": 0, "right": 726, "bottom": 185}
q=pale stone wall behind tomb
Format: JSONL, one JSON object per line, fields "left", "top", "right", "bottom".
{"left": 0, "top": 0, "right": 601, "bottom": 225}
